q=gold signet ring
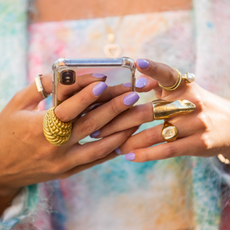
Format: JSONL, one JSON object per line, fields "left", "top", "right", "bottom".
{"left": 43, "top": 107, "right": 72, "bottom": 146}
{"left": 152, "top": 99, "right": 196, "bottom": 120}
{"left": 162, "top": 121, "right": 178, "bottom": 142}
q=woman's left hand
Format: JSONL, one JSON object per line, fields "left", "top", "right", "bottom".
{"left": 93, "top": 58, "right": 230, "bottom": 162}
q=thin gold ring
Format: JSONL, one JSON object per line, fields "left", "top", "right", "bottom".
{"left": 162, "top": 121, "right": 178, "bottom": 142}
{"left": 43, "top": 107, "right": 72, "bottom": 146}
{"left": 158, "top": 68, "right": 196, "bottom": 92}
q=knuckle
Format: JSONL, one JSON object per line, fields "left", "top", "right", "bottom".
{"left": 142, "top": 129, "right": 158, "bottom": 146}
{"left": 47, "top": 163, "right": 65, "bottom": 175}
{"left": 142, "top": 149, "right": 151, "bottom": 162}
{"left": 164, "top": 144, "right": 177, "bottom": 158}
{"left": 78, "top": 94, "right": 90, "bottom": 105}
{"left": 197, "top": 112, "right": 213, "bottom": 131}
{"left": 11, "top": 90, "right": 24, "bottom": 104}
{"left": 149, "top": 61, "right": 158, "bottom": 73}
{"left": 136, "top": 104, "right": 152, "bottom": 122}
{"left": 110, "top": 99, "right": 122, "bottom": 115}
{"left": 94, "top": 143, "right": 108, "bottom": 159}
{"left": 79, "top": 116, "right": 97, "bottom": 134}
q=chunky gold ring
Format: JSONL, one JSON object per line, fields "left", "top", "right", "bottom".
{"left": 35, "top": 73, "right": 50, "bottom": 99}
{"left": 152, "top": 99, "right": 196, "bottom": 120}
{"left": 158, "top": 68, "right": 196, "bottom": 91}
{"left": 43, "top": 107, "right": 72, "bottom": 146}
{"left": 162, "top": 121, "right": 178, "bottom": 142}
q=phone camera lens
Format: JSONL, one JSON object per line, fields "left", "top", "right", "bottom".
{"left": 61, "top": 70, "right": 76, "bottom": 85}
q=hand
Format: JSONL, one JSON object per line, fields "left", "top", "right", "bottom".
{"left": 95, "top": 59, "right": 230, "bottom": 162}
{"left": 0, "top": 73, "right": 139, "bottom": 213}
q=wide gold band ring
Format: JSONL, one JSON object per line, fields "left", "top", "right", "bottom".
{"left": 35, "top": 73, "right": 51, "bottom": 99}
{"left": 158, "top": 68, "right": 196, "bottom": 92}
{"left": 162, "top": 121, "right": 178, "bottom": 142}
{"left": 43, "top": 107, "right": 72, "bottom": 146}
{"left": 152, "top": 99, "right": 196, "bottom": 120}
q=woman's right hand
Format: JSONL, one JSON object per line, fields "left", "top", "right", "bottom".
{"left": 0, "top": 73, "right": 139, "bottom": 212}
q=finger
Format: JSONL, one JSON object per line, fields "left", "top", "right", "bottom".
{"left": 116, "top": 118, "right": 200, "bottom": 155}
{"left": 71, "top": 90, "right": 139, "bottom": 142}
{"left": 60, "top": 152, "right": 117, "bottom": 179}
{"left": 136, "top": 59, "right": 186, "bottom": 89}
{"left": 55, "top": 81, "right": 108, "bottom": 122}
{"left": 123, "top": 135, "right": 203, "bottom": 162}
{"left": 10, "top": 73, "right": 52, "bottom": 110}
{"left": 57, "top": 73, "right": 107, "bottom": 101}
{"left": 98, "top": 103, "right": 153, "bottom": 138}
{"left": 134, "top": 75, "right": 162, "bottom": 96}
{"left": 61, "top": 127, "right": 138, "bottom": 170}
{"left": 13, "top": 73, "right": 107, "bottom": 111}
{"left": 96, "top": 83, "right": 132, "bottom": 102}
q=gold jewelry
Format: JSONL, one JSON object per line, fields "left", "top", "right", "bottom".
{"left": 158, "top": 68, "right": 196, "bottom": 91}
{"left": 35, "top": 74, "right": 50, "bottom": 99}
{"left": 152, "top": 99, "right": 196, "bottom": 120}
{"left": 43, "top": 107, "right": 72, "bottom": 146}
{"left": 162, "top": 121, "right": 178, "bottom": 142}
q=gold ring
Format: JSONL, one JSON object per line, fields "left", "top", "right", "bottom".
{"left": 35, "top": 73, "right": 50, "bottom": 99}
{"left": 43, "top": 107, "right": 72, "bottom": 146}
{"left": 158, "top": 68, "right": 195, "bottom": 91}
{"left": 162, "top": 121, "right": 178, "bottom": 142}
{"left": 152, "top": 99, "right": 196, "bottom": 120}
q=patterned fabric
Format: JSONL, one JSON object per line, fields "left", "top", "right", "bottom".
{"left": 1, "top": 0, "right": 230, "bottom": 229}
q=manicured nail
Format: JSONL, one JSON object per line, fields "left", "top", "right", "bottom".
{"left": 93, "top": 82, "right": 107, "bottom": 96}
{"left": 90, "top": 130, "right": 100, "bottom": 138}
{"left": 125, "top": 153, "right": 135, "bottom": 161}
{"left": 137, "top": 59, "right": 149, "bottom": 69}
{"left": 123, "top": 92, "right": 139, "bottom": 106}
{"left": 115, "top": 148, "right": 121, "bottom": 154}
{"left": 135, "top": 77, "right": 147, "bottom": 88}
{"left": 123, "top": 82, "right": 131, "bottom": 88}
{"left": 92, "top": 73, "right": 106, "bottom": 78}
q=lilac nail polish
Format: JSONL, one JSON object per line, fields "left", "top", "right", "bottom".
{"left": 90, "top": 130, "right": 100, "bottom": 138}
{"left": 115, "top": 148, "right": 121, "bottom": 154}
{"left": 137, "top": 59, "right": 149, "bottom": 69}
{"left": 135, "top": 77, "right": 147, "bottom": 88}
{"left": 125, "top": 153, "right": 135, "bottom": 161}
{"left": 93, "top": 82, "right": 107, "bottom": 96}
{"left": 92, "top": 73, "right": 106, "bottom": 78}
{"left": 123, "top": 82, "right": 131, "bottom": 88}
{"left": 123, "top": 92, "right": 139, "bottom": 106}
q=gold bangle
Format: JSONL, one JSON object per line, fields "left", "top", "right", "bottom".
{"left": 43, "top": 107, "right": 72, "bottom": 146}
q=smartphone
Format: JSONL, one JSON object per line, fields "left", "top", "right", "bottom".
{"left": 52, "top": 57, "right": 136, "bottom": 144}
{"left": 52, "top": 57, "right": 136, "bottom": 106}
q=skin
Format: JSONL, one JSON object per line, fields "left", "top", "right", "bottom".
{"left": 97, "top": 59, "right": 230, "bottom": 162}
{"left": 0, "top": 73, "right": 139, "bottom": 214}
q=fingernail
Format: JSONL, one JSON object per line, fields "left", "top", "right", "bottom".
{"left": 135, "top": 77, "right": 147, "bottom": 88}
{"left": 93, "top": 82, "right": 107, "bottom": 96}
{"left": 137, "top": 59, "right": 149, "bottom": 69}
{"left": 125, "top": 153, "right": 135, "bottom": 161}
{"left": 90, "top": 130, "right": 100, "bottom": 138}
{"left": 92, "top": 73, "right": 106, "bottom": 78}
{"left": 115, "top": 148, "right": 121, "bottom": 154}
{"left": 123, "top": 92, "right": 139, "bottom": 106}
{"left": 123, "top": 82, "right": 131, "bottom": 88}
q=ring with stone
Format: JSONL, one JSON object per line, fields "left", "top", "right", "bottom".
{"left": 162, "top": 121, "right": 178, "bottom": 142}
{"left": 158, "top": 68, "right": 196, "bottom": 92}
